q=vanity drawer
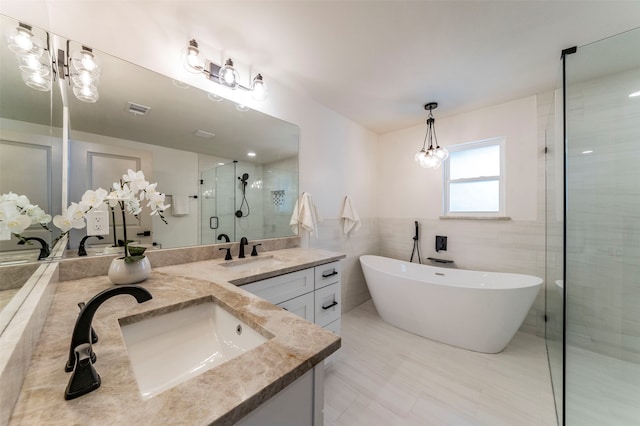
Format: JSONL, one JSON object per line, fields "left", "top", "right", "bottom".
{"left": 314, "top": 282, "right": 341, "bottom": 327}
{"left": 278, "top": 292, "right": 314, "bottom": 323}
{"left": 242, "top": 269, "right": 314, "bottom": 305}
{"left": 314, "top": 261, "right": 341, "bottom": 289}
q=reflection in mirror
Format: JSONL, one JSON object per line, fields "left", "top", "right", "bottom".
{"left": 64, "top": 41, "right": 298, "bottom": 255}
{"left": 0, "top": 15, "right": 62, "bottom": 316}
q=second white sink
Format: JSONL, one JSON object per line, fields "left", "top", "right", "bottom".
{"left": 120, "top": 299, "right": 270, "bottom": 400}
{"left": 221, "top": 255, "right": 284, "bottom": 272}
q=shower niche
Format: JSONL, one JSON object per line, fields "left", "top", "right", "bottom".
{"left": 200, "top": 160, "right": 297, "bottom": 244}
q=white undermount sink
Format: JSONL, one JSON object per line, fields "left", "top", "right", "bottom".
{"left": 220, "top": 255, "right": 284, "bottom": 272}
{"left": 120, "top": 299, "right": 269, "bottom": 400}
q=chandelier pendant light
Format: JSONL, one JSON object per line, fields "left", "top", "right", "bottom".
{"left": 415, "top": 102, "right": 449, "bottom": 169}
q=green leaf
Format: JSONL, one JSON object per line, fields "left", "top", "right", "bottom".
{"left": 124, "top": 255, "right": 146, "bottom": 263}
{"left": 127, "top": 246, "right": 147, "bottom": 256}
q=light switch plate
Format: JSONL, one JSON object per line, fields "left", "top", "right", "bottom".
{"left": 86, "top": 210, "right": 110, "bottom": 236}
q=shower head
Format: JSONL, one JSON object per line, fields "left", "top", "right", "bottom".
{"left": 238, "top": 173, "right": 249, "bottom": 183}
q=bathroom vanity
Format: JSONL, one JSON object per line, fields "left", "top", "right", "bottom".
{"left": 7, "top": 247, "right": 344, "bottom": 425}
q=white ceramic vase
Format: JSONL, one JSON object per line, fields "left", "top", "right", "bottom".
{"left": 107, "top": 256, "right": 151, "bottom": 285}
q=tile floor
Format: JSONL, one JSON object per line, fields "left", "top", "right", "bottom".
{"left": 324, "top": 300, "right": 558, "bottom": 426}
{"left": 565, "top": 345, "right": 640, "bottom": 425}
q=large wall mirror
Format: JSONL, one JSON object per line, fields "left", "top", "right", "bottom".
{"left": 0, "top": 15, "right": 63, "bottom": 319}
{"left": 65, "top": 35, "right": 299, "bottom": 254}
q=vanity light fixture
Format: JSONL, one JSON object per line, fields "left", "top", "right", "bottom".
{"left": 7, "top": 22, "right": 53, "bottom": 92}
{"left": 415, "top": 102, "right": 448, "bottom": 169}
{"left": 184, "top": 39, "right": 268, "bottom": 101}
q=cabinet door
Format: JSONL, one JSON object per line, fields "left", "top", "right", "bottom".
{"left": 241, "top": 269, "right": 314, "bottom": 305}
{"left": 278, "top": 292, "right": 314, "bottom": 323}
{"left": 314, "top": 261, "right": 341, "bottom": 289}
{"left": 315, "top": 283, "right": 341, "bottom": 327}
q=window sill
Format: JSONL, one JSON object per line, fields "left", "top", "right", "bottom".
{"left": 439, "top": 216, "right": 511, "bottom": 221}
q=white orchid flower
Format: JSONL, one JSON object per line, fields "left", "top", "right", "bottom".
{"left": 14, "top": 195, "right": 30, "bottom": 208}
{"left": 0, "top": 200, "right": 20, "bottom": 223}
{"left": 52, "top": 215, "right": 72, "bottom": 232}
{"left": 123, "top": 169, "right": 148, "bottom": 193}
{"left": 81, "top": 188, "right": 108, "bottom": 209}
{"left": 7, "top": 214, "right": 32, "bottom": 234}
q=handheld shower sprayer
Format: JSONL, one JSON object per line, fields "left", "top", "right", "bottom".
{"left": 235, "top": 172, "right": 251, "bottom": 218}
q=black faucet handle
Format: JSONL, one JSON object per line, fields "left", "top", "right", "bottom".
{"left": 251, "top": 243, "right": 262, "bottom": 256}
{"left": 64, "top": 343, "right": 101, "bottom": 400}
{"left": 219, "top": 247, "right": 232, "bottom": 261}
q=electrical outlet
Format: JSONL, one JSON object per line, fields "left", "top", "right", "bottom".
{"left": 86, "top": 210, "right": 110, "bottom": 236}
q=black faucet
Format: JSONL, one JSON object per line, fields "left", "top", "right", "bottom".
{"left": 217, "top": 233, "right": 230, "bottom": 243}
{"left": 78, "top": 235, "right": 105, "bottom": 257}
{"left": 64, "top": 285, "right": 152, "bottom": 400}
{"left": 219, "top": 247, "right": 233, "bottom": 261}
{"left": 251, "top": 243, "right": 262, "bottom": 256}
{"left": 17, "top": 237, "right": 50, "bottom": 260}
{"left": 238, "top": 237, "right": 249, "bottom": 258}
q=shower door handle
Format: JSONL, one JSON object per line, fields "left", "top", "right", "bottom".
{"left": 209, "top": 216, "right": 219, "bottom": 229}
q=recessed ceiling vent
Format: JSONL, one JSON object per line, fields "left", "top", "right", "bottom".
{"left": 192, "top": 130, "right": 216, "bottom": 139}
{"left": 127, "top": 102, "right": 151, "bottom": 116}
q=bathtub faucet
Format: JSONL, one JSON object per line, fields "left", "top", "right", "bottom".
{"left": 17, "top": 237, "right": 50, "bottom": 260}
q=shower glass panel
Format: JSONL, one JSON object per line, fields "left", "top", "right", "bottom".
{"left": 564, "top": 27, "right": 640, "bottom": 425}
{"left": 544, "top": 71, "right": 564, "bottom": 425}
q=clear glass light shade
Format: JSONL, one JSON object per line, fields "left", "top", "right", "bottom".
{"left": 71, "top": 50, "right": 99, "bottom": 73}
{"left": 435, "top": 146, "right": 449, "bottom": 161}
{"left": 185, "top": 45, "right": 203, "bottom": 72}
{"left": 8, "top": 27, "right": 44, "bottom": 57}
{"left": 73, "top": 84, "right": 99, "bottom": 103}
{"left": 21, "top": 70, "right": 52, "bottom": 91}
{"left": 422, "top": 152, "right": 441, "bottom": 169}
{"left": 219, "top": 59, "right": 239, "bottom": 88}
{"left": 414, "top": 149, "right": 427, "bottom": 165}
{"left": 16, "top": 53, "right": 50, "bottom": 75}
{"left": 251, "top": 74, "right": 267, "bottom": 101}
{"left": 72, "top": 69, "right": 100, "bottom": 86}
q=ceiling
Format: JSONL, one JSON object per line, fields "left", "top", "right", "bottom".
{"left": 2, "top": 1, "right": 640, "bottom": 134}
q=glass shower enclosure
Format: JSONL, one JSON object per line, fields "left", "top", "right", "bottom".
{"left": 547, "top": 26, "right": 640, "bottom": 425}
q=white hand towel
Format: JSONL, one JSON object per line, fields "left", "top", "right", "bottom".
{"left": 341, "top": 196, "right": 361, "bottom": 235}
{"left": 171, "top": 195, "right": 190, "bottom": 216}
{"left": 289, "top": 192, "right": 322, "bottom": 237}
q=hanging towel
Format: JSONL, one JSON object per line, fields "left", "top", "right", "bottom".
{"left": 171, "top": 195, "right": 190, "bottom": 216}
{"left": 340, "top": 195, "right": 361, "bottom": 235}
{"left": 289, "top": 192, "right": 322, "bottom": 237}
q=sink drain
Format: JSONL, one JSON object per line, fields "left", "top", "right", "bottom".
{"left": 236, "top": 324, "right": 243, "bottom": 335}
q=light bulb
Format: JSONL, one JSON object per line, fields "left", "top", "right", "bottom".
{"left": 251, "top": 74, "right": 267, "bottom": 101}
{"left": 9, "top": 26, "right": 44, "bottom": 58}
{"left": 80, "top": 50, "right": 97, "bottom": 71}
{"left": 17, "top": 54, "right": 49, "bottom": 75}
{"left": 415, "top": 149, "right": 427, "bottom": 165}
{"left": 72, "top": 69, "right": 98, "bottom": 86}
{"left": 185, "top": 40, "right": 202, "bottom": 72}
{"left": 22, "top": 71, "right": 51, "bottom": 91}
{"left": 219, "top": 58, "right": 239, "bottom": 89}
{"left": 73, "top": 84, "right": 99, "bottom": 103}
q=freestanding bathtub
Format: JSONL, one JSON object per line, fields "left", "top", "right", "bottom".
{"left": 359, "top": 255, "right": 542, "bottom": 353}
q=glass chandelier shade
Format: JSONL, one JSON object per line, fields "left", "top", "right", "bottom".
{"left": 219, "top": 58, "right": 240, "bottom": 88}
{"left": 415, "top": 102, "right": 448, "bottom": 169}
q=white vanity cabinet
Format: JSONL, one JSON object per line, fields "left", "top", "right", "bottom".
{"left": 242, "top": 261, "right": 342, "bottom": 334}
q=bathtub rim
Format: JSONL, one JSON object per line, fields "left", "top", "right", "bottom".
{"left": 359, "top": 254, "right": 543, "bottom": 290}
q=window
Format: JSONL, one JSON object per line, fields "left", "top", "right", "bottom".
{"left": 443, "top": 138, "right": 505, "bottom": 216}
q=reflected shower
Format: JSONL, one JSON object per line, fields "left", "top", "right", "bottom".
{"left": 235, "top": 173, "right": 250, "bottom": 218}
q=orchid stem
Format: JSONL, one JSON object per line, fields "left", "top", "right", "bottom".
{"left": 120, "top": 202, "right": 128, "bottom": 258}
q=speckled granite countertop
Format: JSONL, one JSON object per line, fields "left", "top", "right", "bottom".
{"left": 9, "top": 248, "right": 343, "bottom": 425}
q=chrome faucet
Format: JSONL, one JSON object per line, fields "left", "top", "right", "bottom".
{"left": 78, "top": 235, "right": 105, "bottom": 256}
{"left": 239, "top": 237, "right": 249, "bottom": 258}
{"left": 17, "top": 237, "right": 50, "bottom": 260}
{"left": 64, "top": 285, "right": 152, "bottom": 400}
{"left": 217, "top": 233, "right": 230, "bottom": 243}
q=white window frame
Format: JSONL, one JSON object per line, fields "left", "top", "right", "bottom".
{"left": 442, "top": 137, "right": 505, "bottom": 217}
